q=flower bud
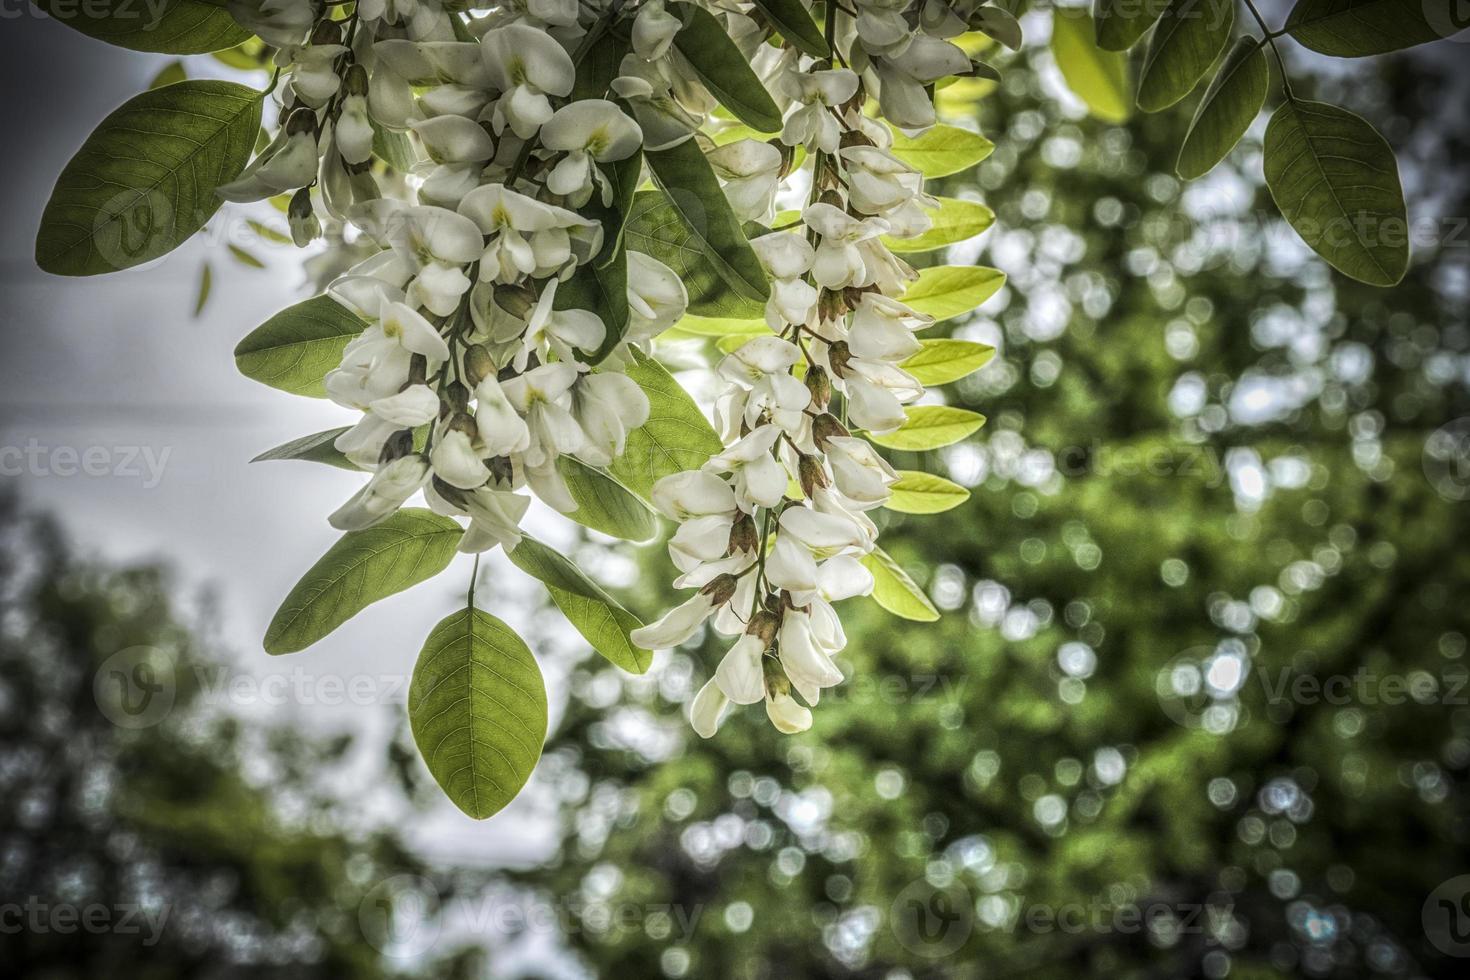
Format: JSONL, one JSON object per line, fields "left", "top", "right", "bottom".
{"left": 797, "top": 453, "right": 830, "bottom": 498}
{"left": 818, "top": 288, "right": 848, "bottom": 322}
{"left": 407, "top": 354, "right": 429, "bottom": 387}
{"left": 288, "top": 187, "right": 320, "bottom": 246}
{"left": 811, "top": 413, "right": 850, "bottom": 450}
{"left": 285, "top": 106, "right": 318, "bottom": 137}
{"left": 700, "top": 573, "right": 739, "bottom": 607}
{"left": 494, "top": 282, "right": 536, "bottom": 319}
{"left": 463, "top": 344, "right": 495, "bottom": 387}
{"left": 827, "top": 340, "right": 852, "bottom": 379}
{"left": 727, "top": 513, "right": 758, "bottom": 555}
{"left": 772, "top": 138, "right": 797, "bottom": 179}
{"left": 344, "top": 63, "right": 369, "bottom": 98}
{"left": 447, "top": 410, "right": 477, "bottom": 438}
{"left": 378, "top": 429, "right": 414, "bottom": 465}
{"left": 839, "top": 129, "right": 874, "bottom": 150}
{"left": 310, "top": 18, "right": 341, "bottom": 46}
{"left": 442, "top": 382, "right": 470, "bottom": 414}
{"left": 746, "top": 610, "right": 779, "bottom": 649}
{"left": 818, "top": 188, "right": 845, "bottom": 210}
{"left": 432, "top": 477, "right": 467, "bottom": 508}
{"left": 805, "top": 365, "right": 831, "bottom": 410}
{"left": 487, "top": 455, "right": 515, "bottom": 487}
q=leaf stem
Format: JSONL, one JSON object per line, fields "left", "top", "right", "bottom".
{"left": 1242, "top": 0, "right": 1295, "bottom": 101}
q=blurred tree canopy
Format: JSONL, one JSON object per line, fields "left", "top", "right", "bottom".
{"left": 498, "top": 22, "right": 1470, "bottom": 980}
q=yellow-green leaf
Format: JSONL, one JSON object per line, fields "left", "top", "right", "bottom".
{"left": 884, "top": 198, "right": 995, "bottom": 253}
{"left": 1052, "top": 8, "right": 1132, "bottom": 124}
{"left": 869, "top": 406, "right": 987, "bottom": 451}
{"left": 900, "top": 266, "right": 1006, "bottom": 321}
{"left": 901, "top": 339, "right": 997, "bottom": 386}
{"left": 885, "top": 471, "right": 971, "bottom": 514}
{"left": 861, "top": 547, "right": 940, "bottom": 622}
{"left": 889, "top": 124, "right": 995, "bottom": 178}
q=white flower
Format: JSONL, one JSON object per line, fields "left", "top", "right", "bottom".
{"left": 765, "top": 690, "right": 812, "bottom": 733}
{"left": 625, "top": 251, "right": 688, "bottom": 345}
{"left": 690, "top": 678, "right": 730, "bottom": 738}
{"left": 707, "top": 139, "right": 782, "bottom": 223}
{"left": 328, "top": 251, "right": 414, "bottom": 319}
{"left": 328, "top": 454, "right": 431, "bottom": 530}
{"left": 500, "top": 363, "right": 585, "bottom": 466}
{"left": 651, "top": 470, "right": 738, "bottom": 522}
{"left": 718, "top": 336, "right": 802, "bottom": 387}
{"left": 459, "top": 184, "right": 599, "bottom": 285}
{"left": 517, "top": 279, "right": 606, "bottom": 370}
{"left": 541, "top": 100, "right": 644, "bottom": 204}
{"left": 458, "top": 485, "right": 531, "bottom": 553}
{"left": 473, "top": 375, "right": 532, "bottom": 457}
{"left": 823, "top": 435, "right": 899, "bottom": 506}
{"left": 632, "top": 0, "right": 683, "bottom": 61}
{"left": 631, "top": 589, "right": 720, "bottom": 649}
{"left": 840, "top": 145, "right": 926, "bottom": 215}
{"left": 778, "top": 505, "right": 869, "bottom": 555}
{"left": 411, "top": 114, "right": 495, "bottom": 165}
{"left": 572, "top": 372, "right": 650, "bottom": 466}
{"left": 779, "top": 609, "right": 843, "bottom": 693}
{"left": 333, "top": 416, "right": 397, "bottom": 470}
{"left": 369, "top": 384, "right": 440, "bottom": 427}
{"left": 288, "top": 44, "right": 347, "bottom": 107}
{"left": 837, "top": 357, "right": 922, "bottom": 433}
{"left": 764, "top": 531, "right": 818, "bottom": 599}
{"left": 430, "top": 426, "right": 491, "bottom": 489}
{"left": 705, "top": 425, "right": 787, "bottom": 510}
{"left": 851, "top": 0, "right": 912, "bottom": 54}
{"left": 849, "top": 293, "right": 931, "bottom": 361}
{"left": 325, "top": 299, "right": 449, "bottom": 411}
{"left": 751, "top": 231, "right": 818, "bottom": 329}
{"left": 715, "top": 633, "right": 768, "bottom": 704}
{"left": 803, "top": 203, "right": 890, "bottom": 289}
{"left": 217, "top": 126, "right": 319, "bottom": 203}
{"left": 874, "top": 35, "right": 972, "bottom": 131}
{"left": 227, "top": 0, "right": 313, "bottom": 49}
{"left": 337, "top": 94, "right": 376, "bottom": 166}
{"left": 780, "top": 69, "right": 859, "bottom": 154}
{"left": 482, "top": 23, "right": 576, "bottom": 138}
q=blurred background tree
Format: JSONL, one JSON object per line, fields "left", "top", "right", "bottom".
{"left": 497, "top": 14, "right": 1470, "bottom": 980}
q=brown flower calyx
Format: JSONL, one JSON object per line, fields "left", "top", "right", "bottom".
{"left": 728, "top": 513, "right": 759, "bottom": 555}
{"left": 700, "top": 573, "right": 739, "bottom": 607}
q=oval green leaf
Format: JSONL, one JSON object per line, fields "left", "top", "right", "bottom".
{"left": 35, "top": 0, "right": 252, "bottom": 54}
{"left": 900, "top": 340, "right": 997, "bottom": 386}
{"left": 625, "top": 183, "right": 767, "bottom": 318}
{"left": 36, "top": 80, "right": 262, "bottom": 276}
{"left": 1176, "top": 36, "right": 1269, "bottom": 179}
{"left": 884, "top": 198, "right": 996, "bottom": 253}
{"left": 674, "top": 6, "right": 784, "bottom": 133}
{"left": 1052, "top": 8, "right": 1133, "bottom": 124}
{"left": 1285, "top": 0, "right": 1469, "bottom": 57}
{"left": 235, "top": 296, "right": 368, "bottom": 398}
{"left": 868, "top": 406, "right": 988, "bottom": 451}
{"left": 888, "top": 124, "right": 995, "bottom": 178}
{"left": 1092, "top": 0, "right": 1173, "bottom": 51}
{"left": 885, "top": 471, "right": 972, "bottom": 515}
{"left": 608, "top": 350, "right": 725, "bottom": 499}
{"left": 559, "top": 458, "right": 660, "bottom": 542}
{"left": 507, "top": 535, "right": 651, "bottom": 674}
{"left": 1138, "top": 0, "right": 1235, "bottom": 113}
{"left": 409, "top": 607, "right": 547, "bottom": 819}
{"left": 251, "top": 428, "right": 358, "bottom": 470}
{"left": 751, "top": 0, "right": 830, "bottom": 57}
{"left": 265, "top": 510, "right": 463, "bottom": 655}
{"left": 861, "top": 547, "right": 940, "bottom": 623}
{"left": 1263, "top": 100, "right": 1408, "bottom": 287}
{"left": 900, "top": 266, "right": 1006, "bottom": 321}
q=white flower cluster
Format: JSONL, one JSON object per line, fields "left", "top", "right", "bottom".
{"left": 632, "top": 2, "right": 973, "bottom": 736}
{"left": 225, "top": 0, "right": 980, "bottom": 739}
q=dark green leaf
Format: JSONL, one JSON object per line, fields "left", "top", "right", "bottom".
{"left": 973, "top": 6, "right": 1024, "bottom": 50}
{"left": 35, "top": 0, "right": 251, "bottom": 54}
{"left": 36, "top": 80, "right": 261, "bottom": 276}
{"left": 1263, "top": 100, "right": 1408, "bottom": 287}
{"left": 1285, "top": 0, "right": 1469, "bottom": 57}
{"left": 558, "top": 458, "right": 660, "bottom": 542}
{"left": 555, "top": 252, "right": 630, "bottom": 363}
{"left": 507, "top": 535, "right": 651, "bottom": 673}
{"left": 1176, "top": 36, "right": 1269, "bottom": 179}
{"left": 674, "top": 6, "right": 784, "bottom": 133}
{"left": 1092, "top": 0, "right": 1172, "bottom": 51}
{"left": 409, "top": 607, "right": 547, "bottom": 819}
{"left": 265, "top": 509, "right": 463, "bottom": 654}
{"left": 608, "top": 349, "right": 725, "bottom": 500}
{"left": 149, "top": 61, "right": 186, "bottom": 89}
{"left": 234, "top": 295, "right": 367, "bottom": 398}
{"left": 751, "top": 0, "right": 830, "bottom": 57}
{"left": 1138, "top": 0, "right": 1235, "bottom": 113}
{"left": 624, "top": 189, "right": 766, "bottom": 319}
{"left": 251, "top": 428, "right": 358, "bottom": 470}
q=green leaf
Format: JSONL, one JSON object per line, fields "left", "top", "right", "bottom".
{"left": 247, "top": 218, "right": 293, "bottom": 246}
{"left": 1176, "top": 37, "right": 1269, "bottom": 179}
{"left": 234, "top": 295, "right": 367, "bottom": 398}
{"left": 644, "top": 142, "right": 770, "bottom": 306}
{"left": 265, "top": 510, "right": 463, "bottom": 654}
{"left": 901, "top": 339, "right": 997, "bottom": 386}
{"left": 750, "top": 0, "right": 831, "bottom": 58}
{"left": 973, "top": 5, "right": 1024, "bottom": 50}
{"left": 372, "top": 122, "right": 418, "bottom": 172}
{"left": 624, "top": 189, "right": 766, "bottom": 319}
{"left": 888, "top": 124, "right": 995, "bottom": 178}
{"left": 1285, "top": 0, "right": 1469, "bottom": 57}
{"left": 674, "top": 314, "right": 771, "bottom": 337}
{"left": 1051, "top": 8, "right": 1133, "bottom": 124}
{"left": 409, "top": 607, "right": 547, "bottom": 819}
{"left": 193, "top": 262, "right": 211, "bottom": 317}
{"left": 149, "top": 61, "right": 186, "bottom": 90}
{"left": 35, "top": 0, "right": 251, "bottom": 54}
{"left": 868, "top": 406, "right": 987, "bottom": 451}
{"left": 35, "top": 80, "right": 262, "bottom": 276}
{"left": 900, "top": 266, "right": 1006, "bottom": 321}
{"left": 251, "top": 428, "right": 358, "bottom": 471}
{"left": 861, "top": 547, "right": 940, "bottom": 622}
{"left": 674, "top": 5, "right": 784, "bottom": 133}
{"left": 558, "top": 458, "right": 660, "bottom": 542}
{"left": 228, "top": 243, "right": 265, "bottom": 269}
{"left": 1263, "top": 100, "right": 1408, "bottom": 287}
{"left": 883, "top": 198, "right": 995, "bottom": 253}
{"left": 555, "top": 251, "right": 630, "bottom": 362}
{"left": 885, "top": 471, "right": 972, "bottom": 514}
{"left": 1092, "top": 0, "right": 1172, "bottom": 51}
{"left": 506, "top": 535, "right": 651, "bottom": 674}
{"left": 608, "top": 349, "right": 724, "bottom": 500}
{"left": 1137, "top": 0, "right": 1235, "bottom": 113}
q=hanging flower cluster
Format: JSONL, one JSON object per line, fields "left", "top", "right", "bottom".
{"left": 34, "top": 0, "right": 1010, "bottom": 817}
